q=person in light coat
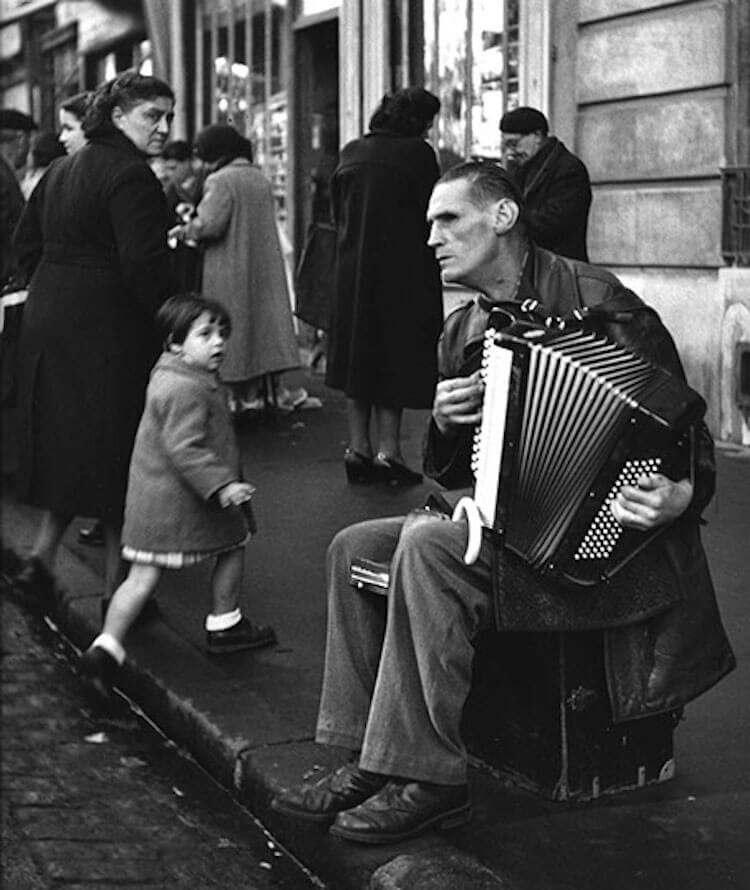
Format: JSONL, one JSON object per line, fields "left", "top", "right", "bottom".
{"left": 171, "top": 124, "right": 300, "bottom": 412}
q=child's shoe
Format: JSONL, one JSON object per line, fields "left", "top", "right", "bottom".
{"left": 78, "top": 644, "right": 120, "bottom": 702}
{"left": 206, "top": 617, "right": 276, "bottom": 655}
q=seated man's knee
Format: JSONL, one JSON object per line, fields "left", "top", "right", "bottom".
{"left": 326, "top": 517, "right": 403, "bottom": 569}
{"left": 398, "top": 514, "right": 462, "bottom": 561}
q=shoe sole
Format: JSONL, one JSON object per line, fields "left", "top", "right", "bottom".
{"left": 270, "top": 798, "right": 338, "bottom": 824}
{"left": 328, "top": 800, "right": 473, "bottom": 845}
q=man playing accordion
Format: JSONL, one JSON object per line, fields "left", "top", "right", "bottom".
{"left": 272, "top": 159, "right": 735, "bottom": 844}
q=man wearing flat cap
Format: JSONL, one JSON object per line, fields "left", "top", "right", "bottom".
{"left": 0, "top": 109, "right": 36, "bottom": 288}
{"left": 500, "top": 105, "right": 591, "bottom": 261}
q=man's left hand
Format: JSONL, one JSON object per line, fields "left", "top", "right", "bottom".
{"left": 611, "top": 474, "right": 693, "bottom": 531}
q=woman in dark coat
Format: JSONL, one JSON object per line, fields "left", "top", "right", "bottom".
{"left": 12, "top": 70, "right": 175, "bottom": 605}
{"left": 327, "top": 88, "right": 443, "bottom": 485}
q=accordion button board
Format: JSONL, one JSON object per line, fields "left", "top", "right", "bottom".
{"left": 466, "top": 323, "right": 705, "bottom": 586}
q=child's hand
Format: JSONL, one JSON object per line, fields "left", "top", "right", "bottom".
{"left": 217, "top": 481, "right": 256, "bottom": 508}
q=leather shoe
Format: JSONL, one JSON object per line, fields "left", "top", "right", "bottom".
{"left": 373, "top": 455, "right": 423, "bottom": 487}
{"left": 206, "top": 617, "right": 276, "bottom": 655}
{"left": 271, "top": 762, "right": 387, "bottom": 823}
{"left": 344, "top": 450, "right": 379, "bottom": 484}
{"left": 78, "top": 645, "right": 120, "bottom": 705}
{"left": 329, "top": 779, "right": 471, "bottom": 844}
{"left": 78, "top": 521, "right": 105, "bottom": 547}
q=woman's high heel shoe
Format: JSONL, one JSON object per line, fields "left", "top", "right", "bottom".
{"left": 344, "top": 450, "right": 379, "bottom": 484}
{"left": 373, "top": 454, "right": 423, "bottom": 487}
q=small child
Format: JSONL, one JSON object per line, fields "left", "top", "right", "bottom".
{"left": 79, "top": 294, "right": 276, "bottom": 695}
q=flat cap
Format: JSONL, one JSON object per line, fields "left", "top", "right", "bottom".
{"left": 0, "top": 108, "right": 37, "bottom": 131}
{"left": 499, "top": 106, "right": 548, "bottom": 135}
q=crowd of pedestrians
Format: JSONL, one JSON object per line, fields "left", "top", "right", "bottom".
{"left": 2, "top": 66, "right": 735, "bottom": 852}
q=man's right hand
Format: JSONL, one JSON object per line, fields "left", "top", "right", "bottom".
{"left": 432, "top": 371, "right": 484, "bottom": 436}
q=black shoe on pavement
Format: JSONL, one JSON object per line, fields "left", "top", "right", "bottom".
{"left": 329, "top": 779, "right": 471, "bottom": 844}
{"left": 271, "top": 762, "right": 387, "bottom": 823}
{"left": 206, "top": 617, "right": 276, "bottom": 655}
{"left": 78, "top": 645, "right": 120, "bottom": 703}
{"left": 373, "top": 455, "right": 423, "bottom": 487}
{"left": 344, "top": 450, "right": 379, "bottom": 484}
{"left": 78, "top": 521, "right": 105, "bottom": 547}
{"left": 12, "top": 557, "right": 58, "bottom": 615}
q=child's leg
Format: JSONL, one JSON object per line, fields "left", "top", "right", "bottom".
{"left": 80, "top": 563, "right": 161, "bottom": 693}
{"left": 102, "top": 563, "right": 162, "bottom": 645}
{"left": 210, "top": 547, "right": 243, "bottom": 617}
{"left": 102, "top": 521, "right": 126, "bottom": 600}
{"left": 206, "top": 548, "right": 276, "bottom": 653}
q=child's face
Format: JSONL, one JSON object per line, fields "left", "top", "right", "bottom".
{"left": 175, "top": 312, "right": 227, "bottom": 372}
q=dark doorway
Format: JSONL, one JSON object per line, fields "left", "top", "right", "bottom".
{"left": 293, "top": 18, "right": 339, "bottom": 261}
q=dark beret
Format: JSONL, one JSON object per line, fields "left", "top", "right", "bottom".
{"left": 499, "top": 106, "right": 548, "bottom": 135}
{"left": 0, "top": 108, "right": 37, "bottom": 131}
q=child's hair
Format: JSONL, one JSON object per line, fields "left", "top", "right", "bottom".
{"left": 157, "top": 293, "right": 232, "bottom": 347}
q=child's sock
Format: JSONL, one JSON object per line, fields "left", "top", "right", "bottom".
{"left": 205, "top": 607, "right": 242, "bottom": 632}
{"left": 91, "top": 632, "right": 126, "bottom": 665}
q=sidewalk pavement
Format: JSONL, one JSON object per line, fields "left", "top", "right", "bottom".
{"left": 2, "top": 367, "right": 749, "bottom": 890}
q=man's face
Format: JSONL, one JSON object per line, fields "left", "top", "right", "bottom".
{"left": 112, "top": 97, "right": 174, "bottom": 157}
{"left": 0, "top": 130, "right": 31, "bottom": 169}
{"left": 164, "top": 157, "right": 192, "bottom": 185}
{"left": 427, "top": 178, "right": 503, "bottom": 288}
{"left": 501, "top": 130, "right": 543, "bottom": 167}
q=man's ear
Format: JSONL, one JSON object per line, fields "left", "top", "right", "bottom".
{"left": 493, "top": 197, "right": 520, "bottom": 234}
{"left": 166, "top": 335, "right": 180, "bottom": 354}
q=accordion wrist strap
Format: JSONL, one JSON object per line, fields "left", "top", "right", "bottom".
{"left": 452, "top": 496, "right": 483, "bottom": 565}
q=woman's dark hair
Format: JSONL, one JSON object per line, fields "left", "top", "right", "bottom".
{"left": 83, "top": 70, "right": 174, "bottom": 140}
{"left": 60, "top": 91, "right": 94, "bottom": 122}
{"left": 158, "top": 293, "right": 232, "bottom": 346}
{"left": 368, "top": 87, "right": 440, "bottom": 138}
{"left": 193, "top": 124, "right": 253, "bottom": 168}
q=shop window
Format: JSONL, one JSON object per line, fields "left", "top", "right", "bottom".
{"left": 85, "top": 37, "right": 151, "bottom": 89}
{"left": 199, "top": 1, "right": 289, "bottom": 224}
{"left": 424, "top": 0, "right": 520, "bottom": 169}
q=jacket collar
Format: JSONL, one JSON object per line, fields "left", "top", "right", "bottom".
{"left": 153, "top": 351, "right": 221, "bottom": 389}
{"left": 518, "top": 137, "right": 562, "bottom": 195}
{"left": 89, "top": 127, "right": 149, "bottom": 160}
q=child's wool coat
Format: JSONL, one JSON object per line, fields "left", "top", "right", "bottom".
{"left": 122, "top": 352, "right": 247, "bottom": 553}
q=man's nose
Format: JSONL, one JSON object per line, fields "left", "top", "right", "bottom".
{"left": 427, "top": 222, "right": 440, "bottom": 247}
{"left": 157, "top": 116, "right": 170, "bottom": 134}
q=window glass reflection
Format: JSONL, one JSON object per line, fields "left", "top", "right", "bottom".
{"left": 201, "top": 1, "right": 288, "bottom": 224}
{"left": 425, "top": 0, "right": 520, "bottom": 166}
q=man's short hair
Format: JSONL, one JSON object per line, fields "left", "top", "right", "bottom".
{"left": 438, "top": 159, "right": 525, "bottom": 210}
{"left": 499, "top": 106, "right": 548, "bottom": 136}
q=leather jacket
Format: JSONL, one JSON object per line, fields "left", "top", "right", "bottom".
{"left": 424, "top": 246, "right": 736, "bottom": 721}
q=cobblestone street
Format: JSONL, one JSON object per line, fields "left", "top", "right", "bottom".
{"left": 0, "top": 593, "right": 323, "bottom": 890}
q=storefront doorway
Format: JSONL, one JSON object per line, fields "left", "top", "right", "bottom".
{"left": 292, "top": 17, "right": 339, "bottom": 258}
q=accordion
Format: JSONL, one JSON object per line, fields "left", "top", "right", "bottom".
{"left": 452, "top": 321, "right": 705, "bottom": 586}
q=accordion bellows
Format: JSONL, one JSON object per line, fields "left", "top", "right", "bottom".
{"left": 453, "top": 323, "right": 705, "bottom": 586}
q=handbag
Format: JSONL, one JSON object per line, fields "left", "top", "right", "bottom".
{"left": 294, "top": 222, "right": 337, "bottom": 331}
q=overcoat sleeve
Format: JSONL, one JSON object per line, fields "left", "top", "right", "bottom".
{"left": 109, "top": 164, "right": 172, "bottom": 318}
{"left": 189, "top": 174, "right": 233, "bottom": 242}
{"left": 156, "top": 381, "right": 238, "bottom": 500}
